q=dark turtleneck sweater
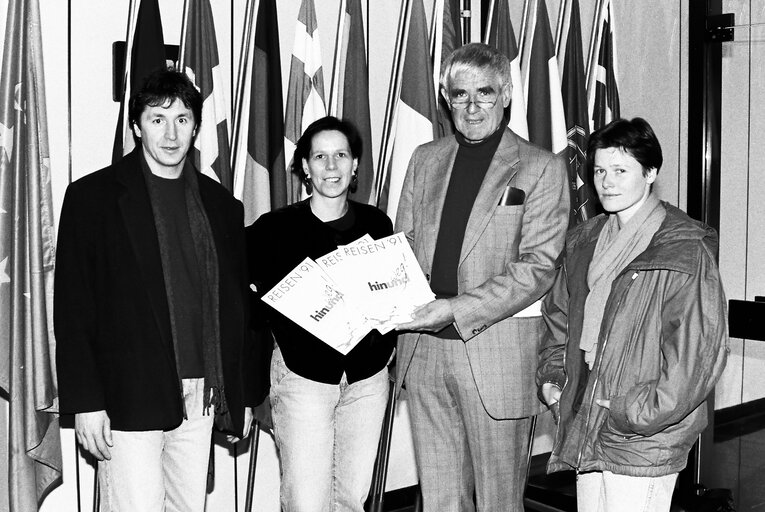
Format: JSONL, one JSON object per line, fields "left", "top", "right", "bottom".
{"left": 430, "top": 125, "right": 504, "bottom": 339}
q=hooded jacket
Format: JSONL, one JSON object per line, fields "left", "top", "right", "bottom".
{"left": 537, "top": 202, "right": 728, "bottom": 477}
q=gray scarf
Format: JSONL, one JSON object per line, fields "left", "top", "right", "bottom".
{"left": 580, "top": 193, "right": 665, "bottom": 368}
{"left": 143, "top": 158, "right": 230, "bottom": 427}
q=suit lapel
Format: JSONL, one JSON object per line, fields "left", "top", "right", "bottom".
{"left": 460, "top": 129, "right": 521, "bottom": 265}
{"left": 422, "top": 140, "right": 458, "bottom": 266}
{"left": 116, "top": 150, "right": 173, "bottom": 352}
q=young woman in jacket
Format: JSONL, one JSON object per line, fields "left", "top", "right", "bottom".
{"left": 537, "top": 117, "right": 728, "bottom": 512}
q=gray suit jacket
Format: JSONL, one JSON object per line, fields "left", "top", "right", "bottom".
{"left": 395, "top": 128, "right": 569, "bottom": 419}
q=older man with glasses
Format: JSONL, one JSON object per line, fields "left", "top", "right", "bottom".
{"left": 393, "top": 43, "right": 569, "bottom": 511}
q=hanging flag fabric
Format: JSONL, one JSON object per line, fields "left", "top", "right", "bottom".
{"left": 520, "top": 0, "right": 566, "bottom": 154}
{"left": 285, "top": 0, "right": 327, "bottom": 203}
{"left": 431, "top": 0, "right": 461, "bottom": 137}
{"left": 329, "top": 0, "right": 375, "bottom": 204}
{"left": 587, "top": 0, "right": 620, "bottom": 132}
{"left": 181, "top": 0, "right": 232, "bottom": 190}
{"left": 232, "top": 0, "right": 286, "bottom": 225}
{"left": 484, "top": 0, "right": 528, "bottom": 140}
{"left": 556, "top": 0, "right": 597, "bottom": 224}
{"left": 112, "top": 0, "right": 166, "bottom": 163}
{"left": 376, "top": 0, "right": 438, "bottom": 223}
{"left": 0, "top": 0, "right": 63, "bottom": 509}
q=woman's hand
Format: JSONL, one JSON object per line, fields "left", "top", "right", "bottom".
{"left": 542, "top": 383, "right": 562, "bottom": 424}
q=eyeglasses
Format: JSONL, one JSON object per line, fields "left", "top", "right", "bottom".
{"left": 448, "top": 90, "right": 501, "bottom": 110}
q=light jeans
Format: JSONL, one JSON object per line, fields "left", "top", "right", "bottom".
{"left": 576, "top": 470, "right": 678, "bottom": 512}
{"left": 97, "top": 378, "right": 214, "bottom": 512}
{"left": 270, "top": 346, "right": 389, "bottom": 512}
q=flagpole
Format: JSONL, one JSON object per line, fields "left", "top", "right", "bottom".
{"left": 554, "top": 0, "right": 567, "bottom": 50}
{"left": 374, "top": 0, "right": 409, "bottom": 202}
{"left": 461, "top": 0, "right": 470, "bottom": 43}
{"left": 519, "top": 0, "right": 530, "bottom": 62}
{"left": 117, "top": 0, "right": 138, "bottom": 146}
{"left": 430, "top": 0, "right": 442, "bottom": 100}
{"left": 482, "top": 0, "right": 496, "bottom": 44}
{"left": 178, "top": 0, "right": 190, "bottom": 68}
{"left": 329, "top": 0, "right": 347, "bottom": 116}
{"left": 585, "top": 0, "right": 603, "bottom": 79}
{"left": 231, "top": 0, "right": 256, "bottom": 170}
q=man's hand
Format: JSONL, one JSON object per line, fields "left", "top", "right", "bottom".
{"left": 395, "top": 299, "right": 455, "bottom": 333}
{"left": 226, "top": 407, "right": 254, "bottom": 444}
{"left": 542, "top": 383, "right": 562, "bottom": 424}
{"left": 75, "top": 410, "right": 113, "bottom": 461}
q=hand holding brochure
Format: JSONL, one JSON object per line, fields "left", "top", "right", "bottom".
{"left": 262, "top": 233, "right": 435, "bottom": 353}
{"left": 261, "top": 258, "right": 371, "bottom": 355}
{"left": 317, "top": 233, "right": 435, "bottom": 333}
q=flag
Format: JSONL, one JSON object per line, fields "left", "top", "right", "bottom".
{"left": 587, "top": 0, "right": 620, "bottom": 132}
{"left": 112, "top": 0, "right": 166, "bottom": 163}
{"left": 376, "top": 0, "right": 438, "bottom": 223}
{"left": 431, "top": 0, "right": 461, "bottom": 137}
{"left": 484, "top": 0, "right": 528, "bottom": 139}
{"left": 181, "top": 0, "right": 232, "bottom": 190}
{"left": 0, "top": 0, "right": 63, "bottom": 509}
{"left": 556, "top": 0, "right": 597, "bottom": 224}
{"left": 285, "top": 0, "right": 327, "bottom": 203}
{"left": 520, "top": 0, "right": 566, "bottom": 154}
{"left": 232, "top": 0, "right": 286, "bottom": 225}
{"left": 329, "top": 0, "right": 375, "bottom": 204}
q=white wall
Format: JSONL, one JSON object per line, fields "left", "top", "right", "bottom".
{"left": 716, "top": 0, "right": 765, "bottom": 409}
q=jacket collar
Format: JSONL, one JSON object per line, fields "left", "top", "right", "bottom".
{"left": 569, "top": 201, "right": 716, "bottom": 276}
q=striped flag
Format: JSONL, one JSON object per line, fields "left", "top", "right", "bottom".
{"left": 556, "top": 0, "right": 597, "bottom": 224}
{"left": 112, "top": 0, "right": 166, "bottom": 163}
{"left": 520, "top": 0, "right": 566, "bottom": 154}
{"left": 0, "top": 0, "right": 62, "bottom": 509}
{"left": 376, "top": 0, "right": 438, "bottom": 223}
{"left": 587, "top": 0, "right": 620, "bottom": 132}
{"left": 484, "top": 0, "right": 528, "bottom": 140}
{"left": 329, "top": 0, "right": 374, "bottom": 204}
{"left": 180, "top": 0, "right": 232, "bottom": 189}
{"left": 431, "top": 0, "right": 461, "bottom": 137}
{"left": 285, "top": 0, "right": 327, "bottom": 203}
{"left": 232, "top": 0, "right": 286, "bottom": 225}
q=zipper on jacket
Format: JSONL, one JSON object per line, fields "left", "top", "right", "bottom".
{"left": 574, "top": 271, "right": 638, "bottom": 470}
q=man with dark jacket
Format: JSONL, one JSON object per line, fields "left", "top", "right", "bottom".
{"left": 54, "top": 68, "right": 255, "bottom": 511}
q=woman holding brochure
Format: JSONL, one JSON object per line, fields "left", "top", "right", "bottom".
{"left": 246, "top": 116, "right": 395, "bottom": 512}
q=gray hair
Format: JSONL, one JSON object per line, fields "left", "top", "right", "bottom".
{"left": 439, "top": 43, "right": 512, "bottom": 92}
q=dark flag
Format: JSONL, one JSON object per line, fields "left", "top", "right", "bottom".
{"left": 0, "top": 0, "right": 63, "bottom": 509}
{"left": 376, "top": 0, "right": 438, "bottom": 222}
{"left": 181, "top": 0, "right": 233, "bottom": 190}
{"left": 484, "top": 0, "right": 527, "bottom": 138}
{"left": 329, "top": 0, "right": 375, "bottom": 204}
{"left": 232, "top": 0, "right": 287, "bottom": 225}
{"left": 557, "top": 0, "right": 597, "bottom": 224}
{"left": 112, "top": 0, "right": 166, "bottom": 163}
{"left": 587, "top": 0, "right": 620, "bottom": 131}
{"left": 431, "top": 0, "right": 461, "bottom": 137}
{"left": 520, "top": 0, "right": 566, "bottom": 153}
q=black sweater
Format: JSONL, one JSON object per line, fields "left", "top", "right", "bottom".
{"left": 246, "top": 199, "right": 395, "bottom": 388}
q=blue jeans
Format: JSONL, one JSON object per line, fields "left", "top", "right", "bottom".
{"left": 270, "top": 347, "right": 389, "bottom": 512}
{"left": 97, "top": 378, "right": 214, "bottom": 512}
{"left": 577, "top": 470, "right": 678, "bottom": 512}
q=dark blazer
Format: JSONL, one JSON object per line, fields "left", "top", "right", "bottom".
{"left": 54, "top": 149, "right": 255, "bottom": 436}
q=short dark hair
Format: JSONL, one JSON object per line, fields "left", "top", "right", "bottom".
{"left": 587, "top": 117, "right": 663, "bottom": 177}
{"left": 291, "top": 116, "right": 363, "bottom": 194}
{"left": 128, "top": 67, "right": 203, "bottom": 139}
